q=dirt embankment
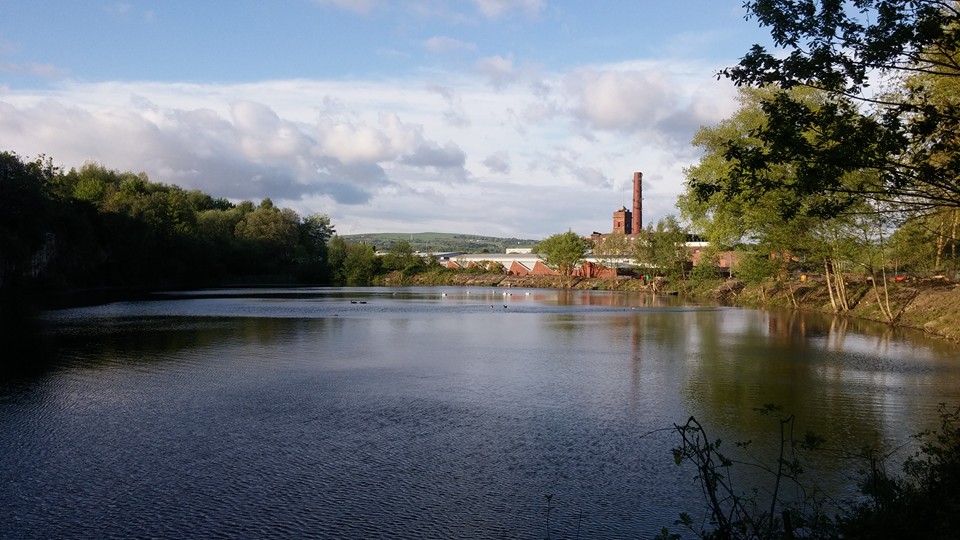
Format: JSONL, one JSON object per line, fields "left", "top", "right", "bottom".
{"left": 384, "top": 271, "right": 960, "bottom": 342}
{"left": 711, "top": 276, "right": 960, "bottom": 343}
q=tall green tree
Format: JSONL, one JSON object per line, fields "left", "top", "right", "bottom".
{"left": 299, "top": 213, "right": 335, "bottom": 259}
{"left": 295, "top": 213, "right": 336, "bottom": 282}
{"left": 680, "top": 86, "right": 897, "bottom": 310}
{"left": 710, "top": 0, "right": 960, "bottom": 217}
{"left": 533, "top": 230, "right": 591, "bottom": 286}
{"left": 327, "top": 235, "right": 349, "bottom": 284}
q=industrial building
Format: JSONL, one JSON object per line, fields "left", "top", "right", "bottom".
{"left": 400, "top": 169, "right": 735, "bottom": 278}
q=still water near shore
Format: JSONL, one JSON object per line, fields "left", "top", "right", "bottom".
{"left": 2, "top": 287, "right": 959, "bottom": 538}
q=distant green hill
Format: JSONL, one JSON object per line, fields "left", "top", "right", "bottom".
{"left": 339, "top": 232, "right": 538, "bottom": 253}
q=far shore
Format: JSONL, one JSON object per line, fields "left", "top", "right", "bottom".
{"left": 13, "top": 272, "right": 959, "bottom": 344}
{"left": 384, "top": 271, "right": 960, "bottom": 343}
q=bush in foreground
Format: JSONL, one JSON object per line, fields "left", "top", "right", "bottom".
{"left": 662, "top": 404, "right": 960, "bottom": 540}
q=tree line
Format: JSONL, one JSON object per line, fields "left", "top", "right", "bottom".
{"left": 0, "top": 152, "right": 341, "bottom": 307}
{"left": 0, "top": 150, "right": 467, "bottom": 312}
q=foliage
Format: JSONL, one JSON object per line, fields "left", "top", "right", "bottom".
{"left": 533, "top": 231, "right": 591, "bottom": 285}
{"left": 327, "top": 235, "right": 349, "bottom": 284}
{"left": 681, "top": 87, "right": 846, "bottom": 248}
{"left": 688, "top": 254, "right": 722, "bottom": 285}
{"left": 889, "top": 208, "right": 960, "bottom": 274}
{"left": 733, "top": 250, "right": 780, "bottom": 285}
{"left": 296, "top": 213, "right": 336, "bottom": 282}
{"left": 634, "top": 215, "right": 690, "bottom": 280}
{"left": 712, "top": 0, "right": 960, "bottom": 216}
{"left": 0, "top": 151, "right": 340, "bottom": 306}
{"left": 593, "top": 231, "right": 632, "bottom": 257}
{"left": 234, "top": 198, "right": 302, "bottom": 267}
{"left": 680, "top": 85, "right": 933, "bottom": 312}
{"left": 380, "top": 240, "right": 425, "bottom": 274}
{"left": 0, "top": 152, "right": 57, "bottom": 294}
{"left": 667, "top": 404, "right": 960, "bottom": 540}
{"left": 670, "top": 405, "right": 831, "bottom": 540}
{"left": 341, "top": 243, "right": 379, "bottom": 286}
{"left": 682, "top": 1, "right": 960, "bottom": 301}
{"left": 840, "top": 403, "right": 960, "bottom": 539}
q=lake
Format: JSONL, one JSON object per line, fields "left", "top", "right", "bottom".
{"left": 2, "top": 287, "right": 959, "bottom": 539}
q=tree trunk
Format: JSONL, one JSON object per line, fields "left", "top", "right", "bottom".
{"left": 870, "top": 273, "right": 895, "bottom": 323}
{"left": 824, "top": 259, "right": 838, "bottom": 313}
{"left": 951, "top": 209, "right": 959, "bottom": 264}
{"left": 835, "top": 260, "right": 850, "bottom": 312}
{"left": 935, "top": 214, "right": 946, "bottom": 270}
{"left": 825, "top": 258, "right": 849, "bottom": 312}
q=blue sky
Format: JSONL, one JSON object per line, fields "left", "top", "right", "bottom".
{"left": 1, "top": 1, "right": 773, "bottom": 238}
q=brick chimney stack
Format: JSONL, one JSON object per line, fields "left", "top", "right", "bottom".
{"left": 632, "top": 172, "right": 642, "bottom": 234}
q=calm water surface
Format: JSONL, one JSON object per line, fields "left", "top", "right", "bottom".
{"left": 2, "top": 287, "right": 959, "bottom": 539}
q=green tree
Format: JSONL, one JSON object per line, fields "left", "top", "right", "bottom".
{"left": 299, "top": 213, "right": 335, "bottom": 258}
{"left": 733, "top": 249, "right": 781, "bottom": 293}
{"left": 533, "top": 230, "right": 591, "bottom": 287}
{"left": 593, "top": 230, "right": 633, "bottom": 271}
{"left": 381, "top": 239, "right": 425, "bottom": 281}
{"left": 234, "top": 198, "right": 301, "bottom": 266}
{"left": 295, "top": 213, "right": 336, "bottom": 282}
{"left": 680, "top": 87, "right": 890, "bottom": 310}
{"left": 198, "top": 208, "right": 243, "bottom": 243}
{"left": 714, "top": 0, "right": 960, "bottom": 216}
{"left": 890, "top": 208, "right": 960, "bottom": 274}
{"left": 328, "top": 235, "right": 349, "bottom": 284}
{"left": 2, "top": 151, "right": 340, "bottom": 296}
{"left": 342, "top": 242, "right": 379, "bottom": 286}
{"left": 635, "top": 216, "right": 690, "bottom": 282}
{"left": 0, "top": 152, "right": 55, "bottom": 292}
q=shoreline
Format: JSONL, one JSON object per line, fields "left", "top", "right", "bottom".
{"left": 386, "top": 271, "right": 960, "bottom": 343}
{"left": 13, "top": 273, "right": 958, "bottom": 344}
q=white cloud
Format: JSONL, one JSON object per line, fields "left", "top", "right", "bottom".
{"left": 0, "top": 59, "right": 738, "bottom": 237}
{"left": 569, "top": 68, "right": 675, "bottom": 131}
{"left": 400, "top": 140, "right": 466, "bottom": 169}
{"left": 482, "top": 151, "right": 511, "bottom": 174}
{"left": 428, "top": 84, "right": 470, "bottom": 127}
{"left": 475, "top": 54, "right": 518, "bottom": 89}
{"left": 472, "top": 0, "right": 546, "bottom": 19}
{"left": 318, "top": 115, "right": 411, "bottom": 164}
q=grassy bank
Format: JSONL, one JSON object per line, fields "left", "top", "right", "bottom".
{"left": 699, "top": 276, "right": 960, "bottom": 343}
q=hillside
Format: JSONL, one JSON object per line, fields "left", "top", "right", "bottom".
{"left": 339, "top": 232, "right": 538, "bottom": 253}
